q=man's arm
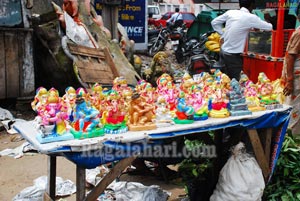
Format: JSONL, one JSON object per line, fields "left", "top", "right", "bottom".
{"left": 211, "top": 12, "right": 228, "bottom": 35}
{"left": 250, "top": 15, "right": 273, "bottom": 31}
{"left": 283, "top": 31, "right": 300, "bottom": 96}
{"left": 283, "top": 53, "right": 296, "bottom": 96}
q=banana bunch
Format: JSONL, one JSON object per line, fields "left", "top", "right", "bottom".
{"left": 205, "top": 32, "right": 221, "bottom": 53}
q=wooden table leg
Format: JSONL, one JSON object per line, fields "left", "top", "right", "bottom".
{"left": 247, "top": 129, "right": 270, "bottom": 181}
{"left": 77, "top": 166, "right": 86, "bottom": 201}
{"left": 84, "top": 156, "right": 137, "bottom": 201}
{"left": 47, "top": 155, "right": 56, "bottom": 200}
{"left": 263, "top": 128, "right": 272, "bottom": 165}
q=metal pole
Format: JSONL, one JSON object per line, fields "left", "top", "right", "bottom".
{"left": 273, "top": 0, "right": 285, "bottom": 57}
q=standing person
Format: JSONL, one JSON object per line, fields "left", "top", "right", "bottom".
{"left": 282, "top": 14, "right": 300, "bottom": 134}
{"left": 211, "top": 0, "right": 273, "bottom": 80}
{"left": 167, "top": 8, "right": 183, "bottom": 29}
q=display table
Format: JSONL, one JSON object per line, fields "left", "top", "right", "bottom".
{"left": 13, "top": 105, "right": 291, "bottom": 201}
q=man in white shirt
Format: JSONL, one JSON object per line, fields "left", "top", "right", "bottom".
{"left": 211, "top": 0, "right": 273, "bottom": 80}
{"left": 167, "top": 8, "right": 183, "bottom": 29}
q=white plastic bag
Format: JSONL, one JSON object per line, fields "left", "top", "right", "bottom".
{"left": 210, "top": 142, "right": 265, "bottom": 201}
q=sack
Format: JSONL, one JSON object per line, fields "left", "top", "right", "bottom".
{"left": 210, "top": 142, "right": 265, "bottom": 201}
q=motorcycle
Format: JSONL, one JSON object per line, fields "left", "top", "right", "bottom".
{"left": 147, "top": 28, "right": 160, "bottom": 52}
{"left": 187, "top": 53, "right": 223, "bottom": 75}
{"left": 148, "top": 25, "right": 170, "bottom": 56}
{"left": 169, "top": 24, "right": 187, "bottom": 52}
{"left": 184, "top": 31, "right": 224, "bottom": 75}
{"left": 174, "top": 30, "right": 212, "bottom": 64}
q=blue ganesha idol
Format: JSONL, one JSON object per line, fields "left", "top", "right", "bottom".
{"left": 70, "top": 95, "right": 104, "bottom": 139}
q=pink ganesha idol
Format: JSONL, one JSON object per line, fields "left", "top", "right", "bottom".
{"left": 188, "top": 86, "right": 208, "bottom": 120}
{"left": 163, "top": 81, "right": 178, "bottom": 113}
{"left": 244, "top": 80, "right": 266, "bottom": 112}
{"left": 35, "top": 88, "right": 74, "bottom": 144}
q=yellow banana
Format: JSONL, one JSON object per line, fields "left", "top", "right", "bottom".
{"left": 208, "top": 43, "right": 220, "bottom": 51}
{"left": 205, "top": 41, "right": 218, "bottom": 49}
{"left": 207, "top": 35, "right": 215, "bottom": 41}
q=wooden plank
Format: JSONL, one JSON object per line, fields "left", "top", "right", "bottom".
{"left": 5, "top": 31, "right": 19, "bottom": 98}
{"left": 103, "top": 46, "right": 119, "bottom": 78}
{"left": 17, "top": 32, "right": 25, "bottom": 96}
{"left": 84, "top": 156, "right": 137, "bottom": 201}
{"left": 68, "top": 43, "right": 105, "bottom": 58}
{"left": 47, "top": 155, "right": 57, "bottom": 200}
{"left": 76, "top": 60, "right": 114, "bottom": 83}
{"left": 247, "top": 129, "right": 270, "bottom": 181}
{"left": 0, "top": 32, "right": 6, "bottom": 99}
{"left": 43, "top": 192, "right": 53, "bottom": 201}
{"left": 76, "top": 166, "right": 86, "bottom": 201}
{"left": 264, "top": 128, "right": 272, "bottom": 165}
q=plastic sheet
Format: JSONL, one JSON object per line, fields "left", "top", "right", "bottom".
{"left": 13, "top": 176, "right": 76, "bottom": 201}
{"left": 112, "top": 181, "right": 170, "bottom": 201}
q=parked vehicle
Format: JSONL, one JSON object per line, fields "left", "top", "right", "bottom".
{"left": 169, "top": 24, "right": 187, "bottom": 52}
{"left": 148, "top": 5, "right": 161, "bottom": 19}
{"left": 148, "top": 25, "right": 170, "bottom": 56}
{"left": 174, "top": 31, "right": 207, "bottom": 64}
{"left": 147, "top": 28, "right": 161, "bottom": 52}
{"left": 153, "top": 12, "right": 196, "bottom": 28}
{"left": 174, "top": 30, "right": 224, "bottom": 75}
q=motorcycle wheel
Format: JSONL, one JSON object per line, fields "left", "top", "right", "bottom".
{"left": 148, "top": 40, "right": 165, "bottom": 57}
{"left": 175, "top": 47, "right": 185, "bottom": 64}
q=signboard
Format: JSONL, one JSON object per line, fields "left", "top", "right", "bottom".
{"left": 0, "top": 0, "right": 23, "bottom": 27}
{"left": 94, "top": 0, "right": 148, "bottom": 51}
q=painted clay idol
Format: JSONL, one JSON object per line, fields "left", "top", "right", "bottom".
{"left": 36, "top": 88, "right": 74, "bottom": 143}
{"left": 174, "top": 91, "right": 195, "bottom": 124}
{"left": 127, "top": 92, "right": 156, "bottom": 131}
{"left": 102, "top": 90, "right": 127, "bottom": 134}
{"left": 71, "top": 95, "right": 104, "bottom": 139}
{"left": 227, "top": 78, "right": 252, "bottom": 116}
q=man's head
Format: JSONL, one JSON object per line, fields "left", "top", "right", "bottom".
{"left": 175, "top": 8, "right": 180, "bottom": 12}
{"left": 239, "top": 0, "right": 255, "bottom": 12}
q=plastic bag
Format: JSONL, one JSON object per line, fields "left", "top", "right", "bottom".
{"left": 210, "top": 142, "right": 265, "bottom": 201}
{"left": 13, "top": 176, "right": 76, "bottom": 201}
{"left": 113, "top": 181, "right": 170, "bottom": 201}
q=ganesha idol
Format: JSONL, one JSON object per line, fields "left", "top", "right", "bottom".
{"left": 208, "top": 85, "right": 230, "bottom": 118}
{"left": 244, "top": 80, "right": 266, "bottom": 112}
{"left": 174, "top": 91, "right": 195, "bottom": 124}
{"left": 31, "top": 87, "right": 48, "bottom": 115}
{"left": 155, "top": 96, "right": 173, "bottom": 127}
{"left": 70, "top": 95, "right": 104, "bottom": 139}
{"left": 35, "top": 88, "right": 74, "bottom": 144}
{"left": 257, "top": 72, "right": 280, "bottom": 108}
{"left": 188, "top": 87, "right": 208, "bottom": 120}
{"left": 102, "top": 90, "right": 128, "bottom": 134}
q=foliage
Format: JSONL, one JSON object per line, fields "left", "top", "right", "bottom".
{"left": 264, "top": 131, "right": 300, "bottom": 201}
{"left": 178, "top": 132, "right": 215, "bottom": 197}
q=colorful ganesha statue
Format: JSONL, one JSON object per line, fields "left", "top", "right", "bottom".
{"left": 188, "top": 87, "right": 208, "bottom": 120}
{"left": 174, "top": 91, "right": 195, "bottom": 124}
{"left": 102, "top": 90, "right": 127, "bottom": 134}
{"left": 71, "top": 95, "right": 104, "bottom": 139}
